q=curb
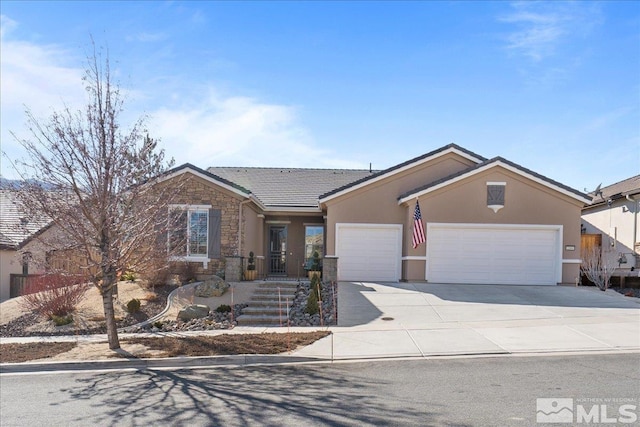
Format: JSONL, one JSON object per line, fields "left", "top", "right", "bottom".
{"left": 0, "top": 354, "right": 328, "bottom": 374}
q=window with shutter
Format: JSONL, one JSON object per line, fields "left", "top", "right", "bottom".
{"left": 487, "top": 182, "right": 506, "bottom": 213}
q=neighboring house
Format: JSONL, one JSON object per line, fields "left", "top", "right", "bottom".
{"left": 0, "top": 190, "right": 51, "bottom": 302}
{"left": 581, "top": 175, "right": 640, "bottom": 278}
{"left": 158, "top": 143, "right": 590, "bottom": 286}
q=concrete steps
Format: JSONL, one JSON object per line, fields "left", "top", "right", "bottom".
{"left": 236, "top": 282, "right": 301, "bottom": 326}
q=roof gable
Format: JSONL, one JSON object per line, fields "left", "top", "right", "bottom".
{"left": 586, "top": 175, "right": 640, "bottom": 207}
{"left": 319, "top": 144, "right": 486, "bottom": 203}
{"left": 0, "top": 190, "right": 52, "bottom": 250}
{"left": 159, "top": 163, "right": 251, "bottom": 198}
{"left": 398, "top": 157, "right": 591, "bottom": 205}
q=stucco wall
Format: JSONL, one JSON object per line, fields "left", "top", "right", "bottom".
{"left": 582, "top": 197, "right": 640, "bottom": 273}
{"left": 404, "top": 167, "right": 584, "bottom": 283}
{"left": 324, "top": 153, "right": 475, "bottom": 255}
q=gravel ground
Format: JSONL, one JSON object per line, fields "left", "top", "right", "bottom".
{"left": 0, "top": 284, "right": 177, "bottom": 338}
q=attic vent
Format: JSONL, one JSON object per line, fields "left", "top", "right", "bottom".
{"left": 487, "top": 182, "right": 506, "bottom": 213}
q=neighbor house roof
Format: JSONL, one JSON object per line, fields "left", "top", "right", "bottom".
{"left": 209, "top": 167, "right": 374, "bottom": 208}
{"left": 318, "top": 143, "right": 486, "bottom": 203}
{"left": 398, "top": 157, "right": 591, "bottom": 205}
{"left": 585, "top": 175, "right": 640, "bottom": 209}
{"left": 0, "top": 190, "right": 51, "bottom": 250}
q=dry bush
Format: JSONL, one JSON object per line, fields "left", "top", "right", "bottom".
{"left": 19, "top": 274, "right": 89, "bottom": 319}
{"left": 581, "top": 246, "right": 615, "bottom": 291}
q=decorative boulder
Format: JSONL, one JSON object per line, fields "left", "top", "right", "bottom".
{"left": 177, "top": 304, "right": 210, "bottom": 321}
{"left": 194, "top": 276, "right": 229, "bottom": 298}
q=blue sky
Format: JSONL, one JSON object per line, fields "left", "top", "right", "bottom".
{"left": 1, "top": 1, "right": 638, "bottom": 192}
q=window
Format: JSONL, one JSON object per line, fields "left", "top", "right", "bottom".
{"left": 304, "top": 225, "right": 324, "bottom": 261}
{"left": 167, "top": 206, "right": 220, "bottom": 258}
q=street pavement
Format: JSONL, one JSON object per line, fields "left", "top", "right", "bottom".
{"left": 1, "top": 282, "right": 639, "bottom": 372}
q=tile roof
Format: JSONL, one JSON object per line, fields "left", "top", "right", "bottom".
{"left": 208, "top": 167, "right": 375, "bottom": 208}
{"left": 587, "top": 175, "right": 640, "bottom": 207}
{"left": 398, "top": 156, "right": 591, "bottom": 203}
{"left": 0, "top": 190, "right": 51, "bottom": 250}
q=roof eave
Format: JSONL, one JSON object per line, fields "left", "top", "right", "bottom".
{"left": 398, "top": 159, "right": 592, "bottom": 205}
{"left": 157, "top": 163, "right": 251, "bottom": 198}
{"left": 319, "top": 145, "right": 485, "bottom": 204}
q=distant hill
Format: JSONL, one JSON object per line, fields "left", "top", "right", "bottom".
{"left": 0, "top": 177, "right": 54, "bottom": 190}
{"left": 0, "top": 177, "right": 22, "bottom": 189}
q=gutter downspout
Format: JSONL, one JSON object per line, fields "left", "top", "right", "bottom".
{"left": 238, "top": 198, "right": 252, "bottom": 257}
{"left": 627, "top": 195, "right": 638, "bottom": 268}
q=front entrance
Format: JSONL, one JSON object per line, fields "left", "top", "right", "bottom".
{"left": 269, "top": 225, "right": 287, "bottom": 275}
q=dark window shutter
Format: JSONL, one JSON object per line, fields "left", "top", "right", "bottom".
{"left": 487, "top": 185, "right": 505, "bottom": 206}
{"left": 156, "top": 211, "right": 168, "bottom": 253}
{"left": 208, "top": 209, "right": 221, "bottom": 259}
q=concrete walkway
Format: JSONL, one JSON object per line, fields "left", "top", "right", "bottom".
{"left": 1, "top": 282, "right": 639, "bottom": 371}
{"left": 290, "top": 282, "right": 640, "bottom": 359}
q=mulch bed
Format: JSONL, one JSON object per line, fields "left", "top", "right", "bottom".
{"left": 124, "top": 331, "right": 331, "bottom": 358}
{"left": 0, "top": 331, "right": 331, "bottom": 363}
{"left": 0, "top": 342, "right": 77, "bottom": 364}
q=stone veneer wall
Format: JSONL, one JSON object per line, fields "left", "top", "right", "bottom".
{"left": 168, "top": 175, "right": 242, "bottom": 278}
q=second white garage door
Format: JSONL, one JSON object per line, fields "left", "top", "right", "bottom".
{"left": 336, "top": 224, "right": 402, "bottom": 282}
{"left": 427, "top": 224, "right": 561, "bottom": 285}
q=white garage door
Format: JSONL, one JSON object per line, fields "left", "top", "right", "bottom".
{"left": 336, "top": 224, "right": 402, "bottom": 282}
{"left": 427, "top": 224, "right": 560, "bottom": 285}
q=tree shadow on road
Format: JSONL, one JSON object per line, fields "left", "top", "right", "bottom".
{"left": 56, "top": 364, "right": 450, "bottom": 426}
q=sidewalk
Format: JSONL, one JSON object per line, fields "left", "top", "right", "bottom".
{"left": 2, "top": 282, "right": 639, "bottom": 372}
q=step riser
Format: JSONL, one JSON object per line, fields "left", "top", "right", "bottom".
{"left": 256, "top": 285, "right": 300, "bottom": 290}
{"left": 249, "top": 301, "right": 292, "bottom": 307}
{"left": 243, "top": 309, "right": 291, "bottom": 316}
{"left": 254, "top": 287, "right": 298, "bottom": 292}
{"left": 251, "top": 295, "right": 297, "bottom": 301}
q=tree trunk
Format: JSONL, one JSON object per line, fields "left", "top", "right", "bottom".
{"left": 101, "top": 275, "right": 120, "bottom": 350}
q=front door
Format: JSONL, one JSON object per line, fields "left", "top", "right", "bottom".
{"left": 269, "top": 225, "right": 287, "bottom": 275}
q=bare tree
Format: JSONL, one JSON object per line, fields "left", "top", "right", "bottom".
{"left": 581, "top": 245, "right": 615, "bottom": 291}
{"left": 9, "top": 46, "right": 179, "bottom": 349}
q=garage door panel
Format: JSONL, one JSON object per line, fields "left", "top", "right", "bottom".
{"left": 336, "top": 224, "right": 402, "bottom": 282}
{"left": 427, "top": 225, "right": 559, "bottom": 285}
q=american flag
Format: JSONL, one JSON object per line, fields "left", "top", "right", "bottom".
{"left": 412, "top": 201, "right": 426, "bottom": 249}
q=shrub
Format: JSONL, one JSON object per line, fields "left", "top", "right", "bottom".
{"left": 215, "top": 304, "right": 232, "bottom": 313}
{"left": 247, "top": 251, "right": 256, "bottom": 271}
{"left": 305, "top": 276, "right": 322, "bottom": 315}
{"left": 121, "top": 271, "right": 136, "bottom": 282}
{"left": 126, "top": 298, "right": 141, "bottom": 313}
{"left": 20, "top": 274, "right": 88, "bottom": 319}
{"left": 153, "top": 321, "right": 164, "bottom": 329}
{"left": 51, "top": 314, "right": 73, "bottom": 326}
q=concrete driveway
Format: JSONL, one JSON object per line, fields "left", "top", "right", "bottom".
{"left": 293, "top": 282, "right": 640, "bottom": 360}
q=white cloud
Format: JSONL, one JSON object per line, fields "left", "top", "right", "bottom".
{"left": 1, "top": 15, "right": 86, "bottom": 175}
{"left": 126, "top": 32, "right": 168, "bottom": 43}
{"left": 149, "top": 89, "right": 362, "bottom": 169}
{"left": 499, "top": 2, "right": 601, "bottom": 62}
{"left": 0, "top": 14, "right": 363, "bottom": 177}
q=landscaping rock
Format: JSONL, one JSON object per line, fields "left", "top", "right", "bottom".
{"left": 177, "top": 304, "right": 210, "bottom": 321}
{"left": 194, "top": 276, "right": 229, "bottom": 297}
{"left": 289, "top": 281, "right": 338, "bottom": 327}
